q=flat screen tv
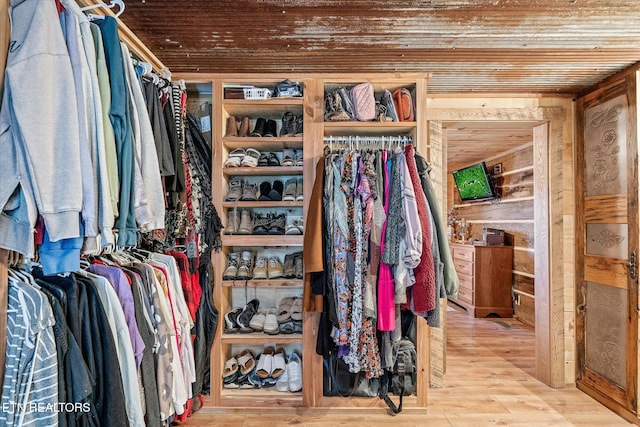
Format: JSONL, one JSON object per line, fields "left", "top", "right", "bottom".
{"left": 452, "top": 162, "right": 496, "bottom": 202}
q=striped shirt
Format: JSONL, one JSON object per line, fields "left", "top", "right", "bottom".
{"left": 1, "top": 277, "right": 58, "bottom": 427}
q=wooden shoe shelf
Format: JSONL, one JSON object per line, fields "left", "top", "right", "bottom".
{"left": 180, "top": 73, "right": 430, "bottom": 410}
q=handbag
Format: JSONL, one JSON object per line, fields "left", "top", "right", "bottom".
{"left": 323, "top": 355, "right": 379, "bottom": 398}
{"left": 350, "top": 82, "right": 376, "bottom": 122}
{"left": 392, "top": 87, "right": 415, "bottom": 122}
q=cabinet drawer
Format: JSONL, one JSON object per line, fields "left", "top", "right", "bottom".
{"left": 458, "top": 273, "right": 473, "bottom": 291}
{"left": 453, "top": 258, "right": 474, "bottom": 276}
{"left": 458, "top": 286, "right": 473, "bottom": 305}
{"left": 453, "top": 246, "right": 474, "bottom": 262}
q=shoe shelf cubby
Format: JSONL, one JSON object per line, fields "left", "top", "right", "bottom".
{"left": 222, "top": 235, "right": 303, "bottom": 246}
{"left": 222, "top": 201, "right": 303, "bottom": 209}
{"left": 222, "top": 279, "right": 303, "bottom": 288}
{"left": 223, "top": 166, "right": 303, "bottom": 177}
{"left": 221, "top": 334, "right": 303, "bottom": 345}
{"left": 223, "top": 137, "right": 303, "bottom": 151}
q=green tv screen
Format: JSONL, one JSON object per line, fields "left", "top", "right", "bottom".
{"left": 452, "top": 162, "right": 495, "bottom": 201}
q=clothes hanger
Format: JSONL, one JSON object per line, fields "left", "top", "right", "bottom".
{"left": 81, "top": 0, "right": 125, "bottom": 19}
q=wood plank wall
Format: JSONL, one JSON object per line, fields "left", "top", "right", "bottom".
{"left": 448, "top": 144, "right": 536, "bottom": 326}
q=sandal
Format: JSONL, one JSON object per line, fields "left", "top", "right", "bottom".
{"left": 282, "top": 148, "right": 295, "bottom": 167}
{"left": 224, "top": 148, "right": 245, "bottom": 167}
{"left": 267, "top": 152, "right": 280, "bottom": 166}
{"left": 241, "top": 148, "right": 261, "bottom": 167}
{"left": 223, "top": 356, "right": 238, "bottom": 380}
{"left": 290, "top": 298, "right": 302, "bottom": 321}
{"left": 256, "top": 347, "right": 275, "bottom": 378}
{"left": 237, "top": 349, "right": 256, "bottom": 375}
{"left": 278, "top": 319, "right": 296, "bottom": 335}
{"left": 271, "top": 348, "right": 287, "bottom": 379}
{"left": 276, "top": 297, "right": 294, "bottom": 323}
{"left": 258, "top": 152, "right": 269, "bottom": 167}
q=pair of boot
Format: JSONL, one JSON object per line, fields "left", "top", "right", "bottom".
{"left": 250, "top": 118, "right": 277, "bottom": 137}
{"left": 225, "top": 209, "right": 254, "bottom": 235}
{"left": 283, "top": 252, "right": 303, "bottom": 279}
{"left": 258, "top": 180, "right": 283, "bottom": 201}
{"left": 252, "top": 256, "right": 284, "bottom": 280}
{"left": 225, "top": 115, "right": 251, "bottom": 137}
{"left": 223, "top": 251, "right": 254, "bottom": 281}
{"left": 282, "top": 178, "right": 303, "bottom": 202}
{"left": 279, "top": 112, "right": 303, "bottom": 137}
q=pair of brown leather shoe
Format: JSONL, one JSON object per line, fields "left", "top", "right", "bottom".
{"left": 225, "top": 116, "right": 251, "bottom": 137}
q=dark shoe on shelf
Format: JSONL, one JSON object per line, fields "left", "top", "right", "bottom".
{"left": 224, "top": 307, "right": 242, "bottom": 333}
{"left": 267, "top": 152, "right": 281, "bottom": 166}
{"left": 251, "top": 118, "right": 266, "bottom": 137}
{"left": 253, "top": 213, "right": 270, "bottom": 235}
{"left": 268, "top": 180, "right": 283, "bottom": 201}
{"left": 259, "top": 181, "right": 272, "bottom": 201}
{"left": 258, "top": 152, "right": 269, "bottom": 167}
{"left": 237, "top": 299, "right": 260, "bottom": 333}
{"left": 293, "top": 114, "right": 303, "bottom": 136}
{"left": 283, "top": 253, "right": 296, "bottom": 278}
{"left": 264, "top": 119, "right": 277, "bottom": 137}
{"left": 279, "top": 112, "right": 295, "bottom": 137}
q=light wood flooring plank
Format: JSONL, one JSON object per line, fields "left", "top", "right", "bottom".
{"left": 184, "top": 304, "right": 633, "bottom": 426}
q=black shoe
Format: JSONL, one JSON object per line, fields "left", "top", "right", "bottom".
{"left": 264, "top": 119, "right": 277, "bottom": 137}
{"left": 268, "top": 180, "right": 283, "bottom": 201}
{"left": 250, "top": 118, "right": 266, "bottom": 137}
{"left": 224, "top": 308, "right": 243, "bottom": 333}
{"left": 237, "top": 299, "right": 260, "bottom": 333}
{"left": 258, "top": 182, "right": 271, "bottom": 201}
{"left": 267, "top": 152, "right": 280, "bottom": 166}
{"left": 293, "top": 114, "right": 303, "bottom": 136}
{"left": 258, "top": 152, "right": 269, "bottom": 166}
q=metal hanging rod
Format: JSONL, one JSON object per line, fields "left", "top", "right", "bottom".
{"left": 323, "top": 135, "right": 412, "bottom": 152}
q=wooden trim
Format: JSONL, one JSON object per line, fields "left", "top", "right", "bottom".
{"left": 75, "top": 0, "right": 167, "bottom": 73}
{"left": 514, "top": 271, "right": 535, "bottom": 279}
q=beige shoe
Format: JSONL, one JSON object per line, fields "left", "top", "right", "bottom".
{"left": 238, "top": 116, "right": 251, "bottom": 137}
{"left": 237, "top": 210, "right": 253, "bottom": 235}
{"left": 237, "top": 251, "right": 254, "bottom": 280}
{"left": 225, "top": 209, "right": 240, "bottom": 234}
{"left": 225, "top": 115, "right": 238, "bottom": 137}
{"left": 253, "top": 256, "right": 268, "bottom": 280}
{"left": 223, "top": 253, "right": 240, "bottom": 280}
{"left": 267, "top": 256, "right": 284, "bottom": 279}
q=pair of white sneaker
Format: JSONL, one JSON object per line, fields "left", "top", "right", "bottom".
{"left": 275, "top": 352, "right": 302, "bottom": 393}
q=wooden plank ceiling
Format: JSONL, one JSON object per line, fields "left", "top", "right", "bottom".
{"left": 117, "top": 0, "right": 640, "bottom": 94}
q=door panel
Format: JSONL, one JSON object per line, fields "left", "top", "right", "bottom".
{"left": 576, "top": 79, "right": 638, "bottom": 416}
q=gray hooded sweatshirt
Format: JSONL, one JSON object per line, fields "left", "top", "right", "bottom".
{"left": 0, "top": 0, "right": 83, "bottom": 257}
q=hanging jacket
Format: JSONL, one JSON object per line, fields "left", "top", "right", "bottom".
{"left": 0, "top": 0, "right": 82, "bottom": 258}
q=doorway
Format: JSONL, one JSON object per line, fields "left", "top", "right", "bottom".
{"left": 426, "top": 104, "right": 569, "bottom": 388}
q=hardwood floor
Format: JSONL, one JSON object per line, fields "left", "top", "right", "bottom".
{"left": 184, "top": 304, "right": 633, "bottom": 426}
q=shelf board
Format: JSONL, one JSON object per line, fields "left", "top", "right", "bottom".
{"left": 223, "top": 166, "right": 303, "bottom": 177}
{"left": 224, "top": 137, "right": 303, "bottom": 151}
{"left": 222, "top": 279, "right": 303, "bottom": 287}
{"left": 223, "top": 99, "right": 303, "bottom": 117}
{"left": 222, "top": 201, "right": 303, "bottom": 209}
{"left": 220, "top": 388, "right": 302, "bottom": 407}
{"left": 221, "top": 332, "right": 303, "bottom": 344}
{"left": 222, "top": 235, "right": 304, "bottom": 247}
{"left": 323, "top": 121, "right": 416, "bottom": 136}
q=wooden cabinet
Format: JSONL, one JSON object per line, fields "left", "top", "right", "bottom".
{"left": 180, "top": 73, "right": 430, "bottom": 410}
{"left": 450, "top": 243, "right": 514, "bottom": 318}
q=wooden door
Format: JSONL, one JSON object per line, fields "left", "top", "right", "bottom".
{"left": 576, "top": 75, "right": 639, "bottom": 418}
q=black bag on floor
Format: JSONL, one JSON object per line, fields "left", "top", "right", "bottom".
{"left": 323, "top": 355, "right": 380, "bottom": 398}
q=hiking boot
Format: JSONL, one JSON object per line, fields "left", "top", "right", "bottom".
{"left": 225, "top": 209, "right": 240, "bottom": 234}
{"left": 268, "top": 256, "right": 284, "bottom": 279}
{"left": 264, "top": 119, "right": 277, "bottom": 137}
{"left": 225, "top": 178, "right": 243, "bottom": 202}
{"left": 293, "top": 114, "right": 303, "bottom": 136}
{"left": 282, "top": 178, "right": 297, "bottom": 201}
{"left": 237, "top": 210, "right": 253, "bottom": 235}
{"left": 283, "top": 253, "right": 295, "bottom": 278}
{"left": 237, "top": 251, "right": 254, "bottom": 280}
{"left": 285, "top": 216, "right": 303, "bottom": 235}
{"left": 279, "top": 112, "right": 295, "bottom": 137}
{"left": 268, "top": 180, "right": 283, "bottom": 201}
{"left": 253, "top": 256, "right": 268, "bottom": 280}
{"left": 268, "top": 213, "right": 286, "bottom": 235}
{"left": 294, "top": 253, "right": 304, "bottom": 279}
{"left": 223, "top": 253, "right": 240, "bottom": 280}
{"left": 253, "top": 213, "right": 270, "bottom": 235}
{"left": 241, "top": 182, "right": 258, "bottom": 201}
{"left": 295, "top": 178, "right": 303, "bottom": 201}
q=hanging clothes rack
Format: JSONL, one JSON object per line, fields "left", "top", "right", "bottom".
{"left": 323, "top": 135, "right": 413, "bottom": 152}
